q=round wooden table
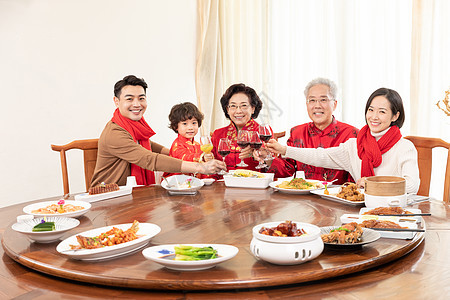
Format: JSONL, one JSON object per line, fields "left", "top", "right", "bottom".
{"left": 1, "top": 183, "right": 449, "bottom": 298}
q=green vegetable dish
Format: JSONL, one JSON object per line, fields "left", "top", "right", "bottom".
{"left": 32, "top": 221, "right": 56, "bottom": 232}
{"left": 174, "top": 245, "right": 217, "bottom": 261}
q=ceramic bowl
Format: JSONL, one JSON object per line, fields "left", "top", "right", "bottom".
{"left": 364, "top": 193, "right": 407, "bottom": 208}
{"left": 201, "top": 178, "right": 215, "bottom": 186}
{"left": 250, "top": 221, "right": 324, "bottom": 265}
{"left": 12, "top": 216, "right": 80, "bottom": 243}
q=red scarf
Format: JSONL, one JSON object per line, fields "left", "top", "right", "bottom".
{"left": 111, "top": 109, "right": 156, "bottom": 185}
{"left": 357, "top": 125, "right": 402, "bottom": 177}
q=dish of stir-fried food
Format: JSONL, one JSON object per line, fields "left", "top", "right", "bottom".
{"left": 259, "top": 221, "right": 307, "bottom": 237}
{"left": 70, "top": 220, "right": 140, "bottom": 249}
{"left": 363, "top": 207, "right": 412, "bottom": 215}
{"left": 321, "top": 222, "right": 363, "bottom": 244}
{"left": 32, "top": 203, "right": 85, "bottom": 214}
{"left": 360, "top": 219, "right": 406, "bottom": 229}
{"left": 277, "top": 178, "right": 323, "bottom": 190}
{"left": 335, "top": 182, "right": 364, "bottom": 202}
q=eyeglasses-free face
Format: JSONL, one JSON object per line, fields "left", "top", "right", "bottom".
{"left": 306, "top": 84, "right": 337, "bottom": 131}
{"left": 227, "top": 93, "right": 255, "bottom": 130}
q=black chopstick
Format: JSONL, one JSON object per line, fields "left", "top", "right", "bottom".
{"left": 368, "top": 227, "right": 425, "bottom": 232}
{"left": 363, "top": 213, "right": 431, "bottom": 217}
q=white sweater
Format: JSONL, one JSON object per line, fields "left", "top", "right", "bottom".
{"left": 284, "top": 131, "right": 420, "bottom": 194}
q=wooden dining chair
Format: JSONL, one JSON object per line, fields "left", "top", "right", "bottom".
{"left": 273, "top": 131, "right": 286, "bottom": 141}
{"left": 404, "top": 136, "right": 450, "bottom": 203}
{"left": 51, "top": 139, "right": 99, "bottom": 195}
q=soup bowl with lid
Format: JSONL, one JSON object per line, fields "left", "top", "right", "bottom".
{"left": 250, "top": 221, "right": 324, "bottom": 265}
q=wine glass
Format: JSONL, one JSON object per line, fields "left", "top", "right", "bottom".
{"left": 217, "top": 138, "right": 231, "bottom": 175}
{"left": 249, "top": 131, "right": 266, "bottom": 169}
{"left": 259, "top": 124, "right": 273, "bottom": 161}
{"left": 236, "top": 130, "right": 249, "bottom": 167}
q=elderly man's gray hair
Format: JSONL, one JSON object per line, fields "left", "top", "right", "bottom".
{"left": 304, "top": 78, "right": 338, "bottom": 100}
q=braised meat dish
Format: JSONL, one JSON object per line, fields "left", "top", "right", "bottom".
{"left": 321, "top": 222, "right": 363, "bottom": 244}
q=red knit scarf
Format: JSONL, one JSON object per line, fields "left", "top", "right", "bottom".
{"left": 111, "top": 108, "right": 156, "bottom": 185}
{"left": 357, "top": 125, "right": 402, "bottom": 177}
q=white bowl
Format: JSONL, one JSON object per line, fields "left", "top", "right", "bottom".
{"left": 224, "top": 171, "right": 274, "bottom": 189}
{"left": 12, "top": 216, "right": 80, "bottom": 243}
{"left": 201, "top": 178, "right": 215, "bottom": 186}
{"left": 364, "top": 193, "right": 407, "bottom": 208}
{"left": 250, "top": 221, "right": 324, "bottom": 265}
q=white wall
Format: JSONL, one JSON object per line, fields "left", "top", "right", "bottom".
{"left": 0, "top": 0, "right": 198, "bottom": 207}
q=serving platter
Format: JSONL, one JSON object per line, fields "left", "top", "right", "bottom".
{"left": 223, "top": 170, "right": 274, "bottom": 189}
{"left": 74, "top": 186, "right": 132, "bottom": 203}
{"left": 23, "top": 200, "right": 91, "bottom": 218}
{"left": 339, "top": 217, "right": 419, "bottom": 239}
{"left": 142, "top": 244, "right": 239, "bottom": 271}
{"left": 270, "top": 179, "right": 324, "bottom": 194}
{"left": 359, "top": 207, "right": 423, "bottom": 223}
{"left": 56, "top": 222, "right": 161, "bottom": 261}
{"left": 310, "top": 187, "right": 365, "bottom": 205}
{"left": 320, "top": 226, "right": 381, "bottom": 249}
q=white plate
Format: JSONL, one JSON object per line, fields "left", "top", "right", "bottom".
{"left": 56, "top": 222, "right": 161, "bottom": 261}
{"left": 23, "top": 200, "right": 91, "bottom": 218}
{"left": 320, "top": 226, "right": 381, "bottom": 248}
{"left": 74, "top": 186, "right": 132, "bottom": 203}
{"left": 12, "top": 216, "right": 80, "bottom": 243}
{"left": 142, "top": 244, "right": 239, "bottom": 271}
{"left": 223, "top": 171, "right": 274, "bottom": 189}
{"left": 310, "top": 187, "right": 365, "bottom": 205}
{"left": 161, "top": 175, "right": 204, "bottom": 195}
{"left": 269, "top": 179, "right": 324, "bottom": 194}
{"left": 359, "top": 208, "right": 422, "bottom": 223}
{"left": 340, "top": 217, "right": 419, "bottom": 239}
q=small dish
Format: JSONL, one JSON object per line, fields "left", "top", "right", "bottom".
{"left": 142, "top": 244, "right": 239, "bottom": 271}
{"left": 201, "top": 178, "right": 215, "bottom": 186}
{"left": 320, "top": 226, "right": 381, "bottom": 249}
{"left": 161, "top": 175, "right": 204, "bottom": 195}
{"left": 23, "top": 200, "right": 91, "bottom": 218}
{"left": 269, "top": 179, "right": 324, "bottom": 194}
{"left": 12, "top": 216, "right": 80, "bottom": 243}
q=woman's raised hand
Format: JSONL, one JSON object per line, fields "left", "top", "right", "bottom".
{"left": 199, "top": 159, "right": 226, "bottom": 174}
{"left": 265, "top": 139, "right": 287, "bottom": 156}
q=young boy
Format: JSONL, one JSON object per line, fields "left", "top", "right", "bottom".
{"left": 163, "top": 102, "right": 213, "bottom": 178}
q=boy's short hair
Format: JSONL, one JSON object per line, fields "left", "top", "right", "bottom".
{"left": 168, "top": 102, "right": 204, "bottom": 133}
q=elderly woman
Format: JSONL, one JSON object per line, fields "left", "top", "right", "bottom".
{"left": 265, "top": 88, "right": 420, "bottom": 194}
{"left": 211, "top": 83, "right": 267, "bottom": 172}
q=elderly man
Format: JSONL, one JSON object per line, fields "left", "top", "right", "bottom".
{"left": 90, "top": 75, "right": 225, "bottom": 187}
{"left": 266, "top": 78, "right": 358, "bottom": 184}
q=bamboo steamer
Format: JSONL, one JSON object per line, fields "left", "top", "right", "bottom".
{"left": 364, "top": 176, "right": 406, "bottom": 196}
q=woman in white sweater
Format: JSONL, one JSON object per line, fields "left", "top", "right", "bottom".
{"left": 265, "top": 88, "right": 420, "bottom": 194}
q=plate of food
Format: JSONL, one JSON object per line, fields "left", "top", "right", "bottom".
{"left": 12, "top": 216, "right": 80, "bottom": 243}
{"left": 269, "top": 178, "right": 324, "bottom": 194}
{"left": 359, "top": 207, "right": 424, "bottom": 223}
{"left": 310, "top": 182, "right": 365, "bottom": 205}
{"left": 223, "top": 170, "right": 274, "bottom": 189}
{"left": 161, "top": 175, "right": 204, "bottom": 195}
{"left": 56, "top": 221, "right": 161, "bottom": 260}
{"left": 142, "top": 244, "right": 239, "bottom": 271}
{"left": 74, "top": 183, "right": 132, "bottom": 203}
{"left": 320, "top": 224, "right": 381, "bottom": 249}
{"left": 339, "top": 218, "right": 421, "bottom": 239}
{"left": 23, "top": 200, "right": 91, "bottom": 218}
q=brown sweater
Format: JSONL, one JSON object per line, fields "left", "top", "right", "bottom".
{"left": 90, "top": 121, "right": 183, "bottom": 187}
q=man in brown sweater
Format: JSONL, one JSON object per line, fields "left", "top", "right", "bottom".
{"left": 90, "top": 75, "right": 225, "bottom": 187}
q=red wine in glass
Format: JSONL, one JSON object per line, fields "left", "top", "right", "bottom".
{"left": 236, "top": 130, "right": 249, "bottom": 167}
{"left": 218, "top": 150, "right": 231, "bottom": 157}
{"left": 251, "top": 142, "right": 262, "bottom": 150}
{"left": 259, "top": 124, "right": 274, "bottom": 160}
{"left": 237, "top": 141, "right": 250, "bottom": 148}
{"left": 259, "top": 134, "right": 272, "bottom": 142}
{"left": 217, "top": 138, "right": 231, "bottom": 175}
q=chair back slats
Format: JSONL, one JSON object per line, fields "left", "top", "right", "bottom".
{"left": 404, "top": 136, "right": 450, "bottom": 203}
{"left": 51, "top": 139, "right": 99, "bottom": 195}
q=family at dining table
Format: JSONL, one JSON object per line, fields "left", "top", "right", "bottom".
{"left": 90, "top": 74, "right": 420, "bottom": 194}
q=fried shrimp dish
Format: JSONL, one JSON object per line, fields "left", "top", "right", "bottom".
{"left": 70, "top": 220, "right": 140, "bottom": 250}
{"left": 277, "top": 178, "right": 323, "bottom": 190}
{"left": 363, "top": 207, "right": 412, "bottom": 215}
{"left": 321, "top": 222, "right": 363, "bottom": 244}
{"left": 259, "top": 221, "right": 307, "bottom": 237}
{"left": 32, "top": 203, "right": 85, "bottom": 214}
{"left": 336, "top": 182, "right": 364, "bottom": 201}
